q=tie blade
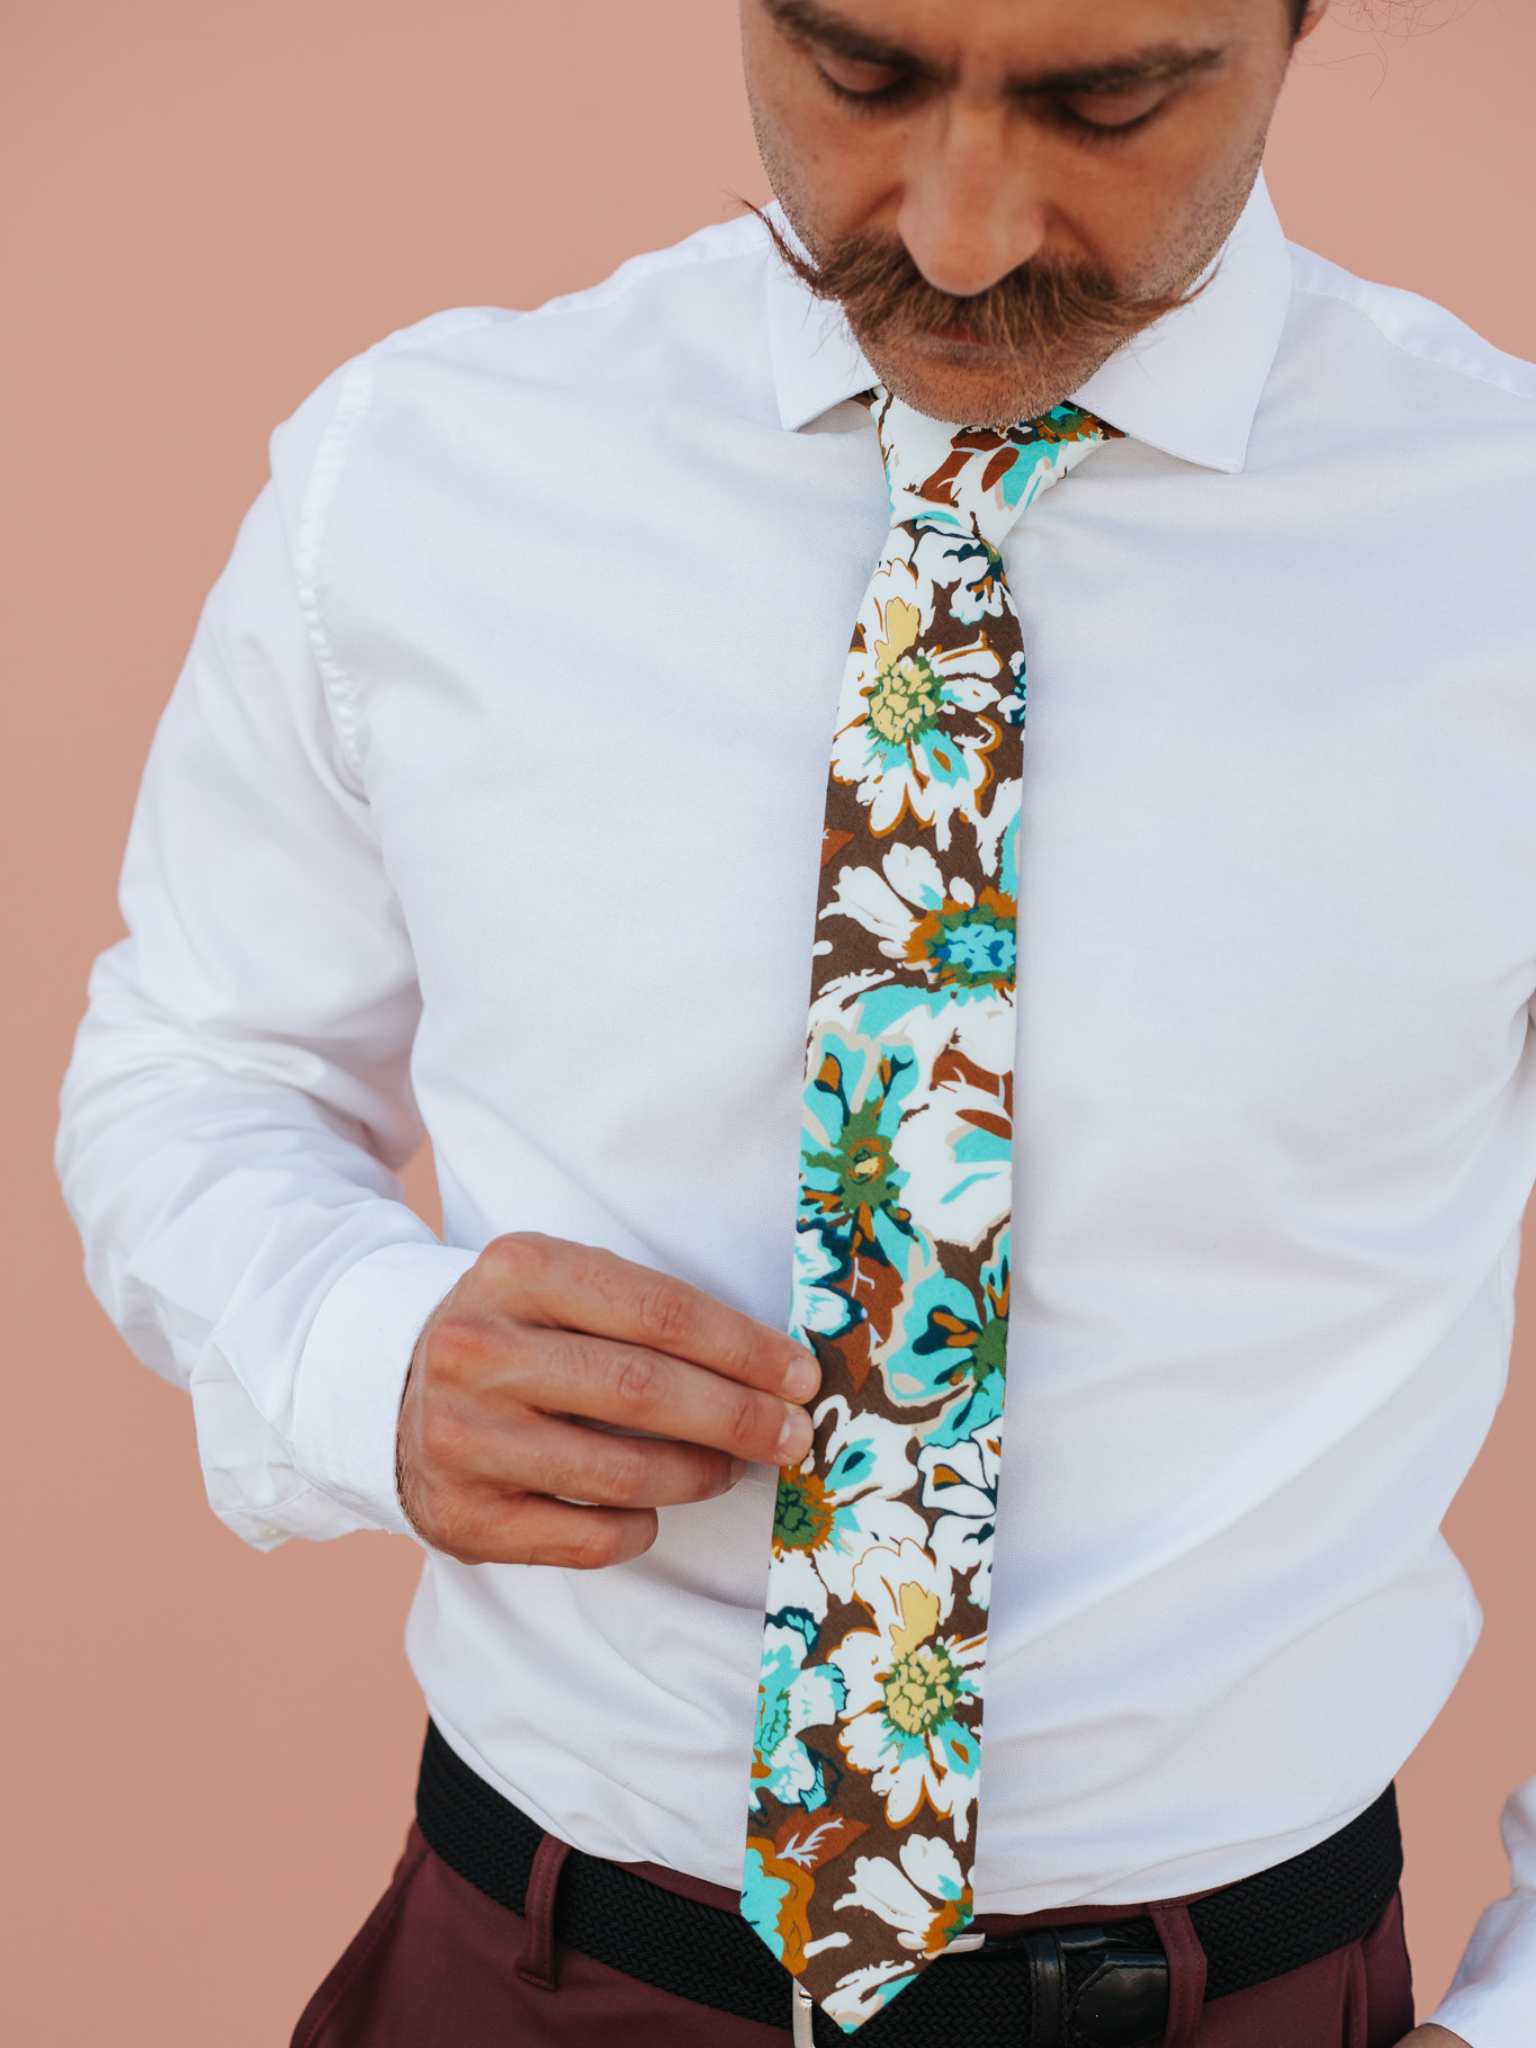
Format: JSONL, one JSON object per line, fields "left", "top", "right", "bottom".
{"left": 744, "top": 1803, "right": 976, "bottom": 2032}
{"left": 745, "top": 1584, "right": 984, "bottom": 2027}
{"left": 748, "top": 397, "right": 1111, "bottom": 2028}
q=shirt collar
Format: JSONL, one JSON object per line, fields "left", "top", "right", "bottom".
{"left": 764, "top": 173, "right": 1292, "bottom": 476}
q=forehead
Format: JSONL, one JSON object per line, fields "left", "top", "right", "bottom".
{"left": 776, "top": 0, "right": 1258, "bottom": 68}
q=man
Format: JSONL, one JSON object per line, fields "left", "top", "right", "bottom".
{"left": 56, "top": 0, "right": 1533, "bottom": 2040}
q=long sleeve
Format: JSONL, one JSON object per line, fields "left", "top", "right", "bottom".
{"left": 1426, "top": 1777, "right": 1536, "bottom": 2046}
{"left": 56, "top": 374, "right": 475, "bottom": 1549}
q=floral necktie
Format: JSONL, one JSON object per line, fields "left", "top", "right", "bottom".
{"left": 745, "top": 388, "right": 1118, "bottom": 2036}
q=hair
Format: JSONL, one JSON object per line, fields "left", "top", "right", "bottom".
{"left": 1300, "top": 0, "right": 1445, "bottom": 30}
{"left": 757, "top": 208, "right": 1199, "bottom": 368}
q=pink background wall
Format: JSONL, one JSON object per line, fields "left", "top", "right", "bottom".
{"left": 3, "top": 4, "right": 1533, "bottom": 2040}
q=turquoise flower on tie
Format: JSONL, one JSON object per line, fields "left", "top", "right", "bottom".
{"left": 879, "top": 1250, "right": 1011, "bottom": 1446}
{"left": 822, "top": 844, "right": 1019, "bottom": 1043}
{"left": 750, "top": 1607, "right": 845, "bottom": 1815}
{"left": 797, "top": 1039, "right": 917, "bottom": 1265}
{"left": 769, "top": 1398, "right": 929, "bottom": 1617}
{"left": 754, "top": 391, "right": 1114, "bottom": 2029}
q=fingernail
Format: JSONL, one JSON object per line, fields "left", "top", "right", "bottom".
{"left": 783, "top": 1353, "right": 820, "bottom": 1401}
{"left": 727, "top": 1457, "right": 749, "bottom": 1486}
{"left": 777, "top": 1408, "right": 814, "bottom": 1464}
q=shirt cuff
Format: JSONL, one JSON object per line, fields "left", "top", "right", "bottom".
{"left": 1424, "top": 1892, "right": 1536, "bottom": 2048}
{"left": 291, "top": 1239, "right": 479, "bottom": 1534}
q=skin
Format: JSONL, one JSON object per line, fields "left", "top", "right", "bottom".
{"left": 399, "top": 1232, "right": 819, "bottom": 1569}
{"left": 398, "top": 13, "right": 1471, "bottom": 2031}
{"left": 743, "top": 0, "right": 1326, "bottom": 424}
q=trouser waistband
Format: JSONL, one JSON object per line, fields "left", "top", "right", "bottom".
{"left": 415, "top": 1722, "right": 1403, "bottom": 2047}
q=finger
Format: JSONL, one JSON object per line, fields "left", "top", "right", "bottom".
{"left": 480, "top": 1234, "right": 820, "bottom": 1401}
{"left": 422, "top": 1488, "right": 659, "bottom": 1571}
{"left": 510, "top": 1327, "right": 815, "bottom": 1468}
{"left": 470, "top": 1413, "right": 749, "bottom": 1510}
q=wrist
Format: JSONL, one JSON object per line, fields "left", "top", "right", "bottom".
{"left": 296, "top": 1238, "right": 477, "bottom": 1531}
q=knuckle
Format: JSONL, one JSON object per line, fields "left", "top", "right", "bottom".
{"left": 478, "top": 1236, "right": 524, "bottom": 1287}
{"left": 553, "top": 1520, "right": 627, "bottom": 1571}
{"left": 608, "top": 1345, "right": 662, "bottom": 1413}
{"left": 422, "top": 1315, "right": 486, "bottom": 1386}
{"left": 713, "top": 1336, "right": 755, "bottom": 1385}
{"left": 726, "top": 1383, "right": 764, "bottom": 1453}
{"left": 593, "top": 1443, "right": 649, "bottom": 1508}
{"left": 483, "top": 1231, "right": 553, "bottom": 1296}
{"left": 631, "top": 1274, "right": 696, "bottom": 1352}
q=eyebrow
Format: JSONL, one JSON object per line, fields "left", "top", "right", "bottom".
{"left": 763, "top": 0, "right": 1228, "bottom": 99}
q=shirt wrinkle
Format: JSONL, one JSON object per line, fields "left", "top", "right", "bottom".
{"left": 57, "top": 194, "right": 1536, "bottom": 2048}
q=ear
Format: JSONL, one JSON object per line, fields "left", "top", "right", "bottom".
{"left": 1294, "top": 0, "right": 1331, "bottom": 40}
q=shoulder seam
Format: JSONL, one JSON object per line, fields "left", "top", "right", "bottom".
{"left": 292, "top": 354, "right": 377, "bottom": 788}
{"left": 284, "top": 224, "right": 770, "bottom": 783}
{"left": 1289, "top": 264, "right": 1536, "bottom": 408}
{"left": 368, "top": 303, "right": 512, "bottom": 361}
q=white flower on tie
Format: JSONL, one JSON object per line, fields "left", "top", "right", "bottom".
{"left": 830, "top": 1539, "right": 985, "bottom": 1841}
{"left": 833, "top": 1834, "right": 973, "bottom": 1955}
{"left": 912, "top": 524, "right": 1011, "bottom": 628}
{"left": 832, "top": 567, "right": 1008, "bottom": 848}
{"left": 888, "top": 1038, "right": 1014, "bottom": 1257}
{"left": 819, "top": 1957, "right": 921, "bottom": 2033}
{"left": 823, "top": 842, "right": 1021, "bottom": 1019}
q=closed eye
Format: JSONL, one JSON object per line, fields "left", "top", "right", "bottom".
{"left": 1047, "top": 82, "right": 1178, "bottom": 136}
{"left": 817, "top": 52, "right": 928, "bottom": 111}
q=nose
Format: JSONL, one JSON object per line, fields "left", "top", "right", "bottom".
{"left": 896, "top": 100, "right": 1047, "bottom": 298}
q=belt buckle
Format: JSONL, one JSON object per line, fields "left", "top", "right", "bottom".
{"left": 789, "top": 1923, "right": 1167, "bottom": 2047}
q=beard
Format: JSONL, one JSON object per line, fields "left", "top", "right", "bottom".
{"left": 760, "top": 211, "right": 1202, "bottom": 428}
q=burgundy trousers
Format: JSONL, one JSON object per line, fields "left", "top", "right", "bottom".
{"left": 293, "top": 1823, "right": 1417, "bottom": 2048}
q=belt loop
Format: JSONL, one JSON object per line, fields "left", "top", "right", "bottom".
{"left": 514, "top": 1832, "right": 572, "bottom": 1991}
{"left": 1022, "top": 1930, "right": 1063, "bottom": 2045}
{"left": 1148, "top": 1902, "right": 1207, "bottom": 2048}
{"left": 1343, "top": 1937, "right": 1369, "bottom": 2048}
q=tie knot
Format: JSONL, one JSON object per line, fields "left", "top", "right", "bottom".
{"left": 871, "top": 387, "right": 1116, "bottom": 549}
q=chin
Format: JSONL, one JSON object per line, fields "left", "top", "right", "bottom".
{"left": 861, "top": 332, "right": 1099, "bottom": 431}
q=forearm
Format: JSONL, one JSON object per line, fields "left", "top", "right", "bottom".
{"left": 59, "top": 955, "right": 474, "bottom": 1543}
{"left": 57, "top": 449, "right": 469, "bottom": 1545}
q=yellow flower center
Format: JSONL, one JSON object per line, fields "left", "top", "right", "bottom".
{"left": 882, "top": 1642, "right": 962, "bottom": 1735}
{"left": 867, "top": 654, "right": 943, "bottom": 746}
{"left": 847, "top": 1143, "right": 887, "bottom": 1183}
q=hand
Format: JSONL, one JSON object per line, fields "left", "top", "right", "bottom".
{"left": 397, "top": 1232, "right": 820, "bottom": 1568}
{"left": 1397, "top": 2030, "right": 1470, "bottom": 2046}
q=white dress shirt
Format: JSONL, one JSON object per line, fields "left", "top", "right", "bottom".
{"left": 57, "top": 175, "right": 1536, "bottom": 2042}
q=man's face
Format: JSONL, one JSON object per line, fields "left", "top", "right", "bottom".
{"left": 742, "top": 0, "right": 1324, "bottom": 425}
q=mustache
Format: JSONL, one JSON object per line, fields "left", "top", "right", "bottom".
{"left": 759, "top": 214, "right": 1199, "bottom": 361}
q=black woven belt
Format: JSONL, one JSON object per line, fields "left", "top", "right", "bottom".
{"left": 416, "top": 1722, "right": 1402, "bottom": 2048}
